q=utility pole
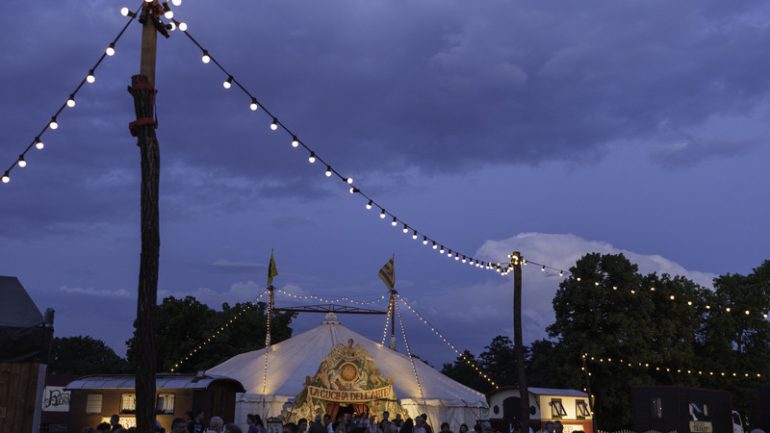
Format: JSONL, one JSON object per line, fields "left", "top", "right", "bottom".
{"left": 388, "top": 289, "right": 398, "bottom": 349}
{"left": 128, "top": 2, "right": 168, "bottom": 432}
{"left": 511, "top": 252, "right": 530, "bottom": 433}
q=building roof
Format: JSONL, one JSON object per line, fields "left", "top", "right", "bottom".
{"left": 207, "top": 313, "right": 488, "bottom": 407}
{"left": 66, "top": 373, "right": 245, "bottom": 392}
{"left": 491, "top": 386, "right": 588, "bottom": 398}
{"left": 0, "top": 276, "right": 44, "bottom": 328}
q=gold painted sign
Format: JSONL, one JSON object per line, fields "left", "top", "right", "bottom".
{"left": 307, "top": 385, "right": 394, "bottom": 403}
{"left": 689, "top": 421, "right": 713, "bottom": 433}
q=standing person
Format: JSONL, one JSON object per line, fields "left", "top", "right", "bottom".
{"left": 207, "top": 417, "right": 225, "bottom": 433}
{"left": 439, "top": 423, "right": 452, "bottom": 433}
{"left": 400, "top": 418, "right": 414, "bottom": 433}
{"left": 298, "top": 419, "right": 309, "bottom": 433}
{"left": 310, "top": 416, "right": 327, "bottom": 433}
{"left": 413, "top": 418, "right": 426, "bottom": 433}
{"left": 367, "top": 416, "right": 378, "bottom": 433}
{"left": 419, "top": 416, "right": 432, "bottom": 433}
{"left": 324, "top": 415, "right": 335, "bottom": 433}
{"left": 109, "top": 415, "right": 123, "bottom": 432}
{"left": 458, "top": 425, "right": 468, "bottom": 433}
{"left": 188, "top": 410, "right": 207, "bottom": 433}
{"left": 172, "top": 419, "right": 188, "bottom": 433}
{"left": 379, "top": 412, "right": 390, "bottom": 433}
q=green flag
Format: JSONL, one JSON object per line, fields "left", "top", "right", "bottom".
{"left": 267, "top": 252, "right": 278, "bottom": 287}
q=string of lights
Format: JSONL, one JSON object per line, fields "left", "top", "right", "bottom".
{"left": 581, "top": 353, "right": 764, "bottom": 381}
{"left": 167, "top": 18, "right": 518, "bottom": 275}
{"left": 395, "top": 301, "right": 425, "bottom": 399}
{"left": 275, "top": 287, "right": 387, "bottom": 306}
{"left": 0, "top": 4, "right": 143, "bottom": 186}
{"left": 262, "top": 290, "right": 273, "bottom": 396}
{"left": 170, "top": 288, "right": 267, "bottom": 372}
{"left": 381, "top": 297, "right": 394, "bottom": 346}
{"left": 399, "top": 297, "right": 500, "bottom": 390}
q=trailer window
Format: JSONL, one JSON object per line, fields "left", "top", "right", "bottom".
{"left": 85, "top": 394, "right": 102, "bottom": 414}
{"left": 120, "top": 393, "right": 136, "bottom": 414}
{"left": 156, "top": 393, "right": 175, "bottom": 414}
{"left": 576, "top": 399, "right": 590, "bottom": 418}
{"left": 550, "top": 399, "right": 567, "bottom": 418}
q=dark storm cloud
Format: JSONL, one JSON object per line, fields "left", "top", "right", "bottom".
{"left": 3, "top": 0, "right": 769, "bottom": 233}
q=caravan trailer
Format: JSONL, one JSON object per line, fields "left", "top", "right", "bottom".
{"left": 488, "top": 387, "right": 593, "bottom": 433}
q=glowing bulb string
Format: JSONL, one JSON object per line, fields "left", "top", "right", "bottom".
{"left": 396, "top": 300, "right": 425, "bottom": 399}
{"left": 170, "top": 288, "right": 267, "bottom": 372}
{"left": 581, "top": 353, "right": 764, "bottom": 381}
{"left": 399, "top": 297, "right": 500, "bottom": 390}
{"left": 170, "top": 21, "right": 512, "bottom": 274}
{"left": 503, "top": 256, "right": 770, "bottom": 321}
{"left": 381, "top": 298, "right": 393, "bottom": 346}
{"left": 0, "top": 3, "right": 142, "bottom": 186}
{"left": 275, "top": 287, "right": 387, "bottom": 306}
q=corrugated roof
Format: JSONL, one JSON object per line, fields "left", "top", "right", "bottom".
{"left": 65, "top": 373, "right": 244, "bottom": 392}
{"left": 0, "top": 276, "right": 44, "bottom": 328}
{"left": 528, "top": 387, "right": 588, "bottom": 397}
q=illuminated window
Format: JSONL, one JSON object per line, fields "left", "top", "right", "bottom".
{"left": 120, "top": 393, "right": 136, "bottom": 414}
{"left": 550, "top": 399, "right": 567, "bottom": 418}
{"left": 86, "top": 394, "right": 102, "bottom": 414}
{"left": 576, "top": 400, "right": 590, "bottom": 418}
{"left": 156, "top": 393, "right": 175, "bottom": 415}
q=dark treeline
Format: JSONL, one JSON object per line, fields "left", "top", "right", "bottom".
{"left": 441, "top": 253, "right": 770, "bottom": 430}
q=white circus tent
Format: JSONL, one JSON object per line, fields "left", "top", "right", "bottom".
{"left": 207, "top": 312, "right": 488, "bottom": 429}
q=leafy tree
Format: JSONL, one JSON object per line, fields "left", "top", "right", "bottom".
{"left": 479, "top": 335, "right": 521, "bottom": 388}
{"left": 49, "top": 336, "right": 129, "bottom": 375}
{"left": 442, "top": 350, "right": 491, "bottom": 393}
{"left": 126, "top": 296, "right": 297, "bottom": 372}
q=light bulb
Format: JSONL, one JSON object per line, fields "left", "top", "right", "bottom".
{"left": 86, "top": 71, "right": 95, "bottom": 83}
{"left": 17, "top": 156, "right": 26, "bottom": 168}
{"left": 349, "top": 187, "right": 357, "bottom": 194}
{"left": 559, "top": 271, "right": 564, "bottom": 276}
{"left": 422, "top": 236, "right": 428, "bottom": 245}
{"left": 66, "top": 95, "right": 76, "bottom": 108}
{"left": 325, "top": 166, "right": 332, "bottom": 177}
{"left": 412, "top": 231, "right": 418, "bottom": 240}
{"left": 462, "top": 257, "right": 467, "bottom": 263}
{"left": 120, "top": 7, "right": 130, "bottom": 16}
{"left": 346, "top": 177, "right": 353, "bottom": 184}
{"left": 1, "top": 172, "right": 9, "bottom": 183}
{"left": 168, "top": 22, "right": 176, "bottom": 31}
{"left": 250, "top": 98, "right": 258, "bottom": 111}
{"left": 402, "top": 224, "right": 408, "bottom": 234}
{"left": 447, "top": 249, "right": 453, "bottom": 256}
{"left": 223, "top": 76, "right": 233, "bottom": 89}
{"left": 35, "top": 138, "right": 44, "bottom": 150}
{"left": 380, "top": 209, "right": 386, "bottom": 219}
{"left": 366, "top": 200, "right": 373, "bottom": 210}
{"left": 291, "top": 136, "right": 299, "bottom": 148}
{"left": 49, "top": 117, "right": 58, "bottom": 130}
{"left": 391, "top": 217, "right": 397, "bottom": 227}
{"left": 172, "top": 0, "right": 182, "bottom": 5}
{"left": 270, "top": 118, "right": 278, "bottom": 130}
{"left": 178, "top": 22, "right": 188, "bottom": 31}
{"left": 439, "top": 246, "right": 445, "bottom": 254}
{"left": 106, "top": 44, "right": 115, "bottom": 56}
{"left": 164, "top": 10, "right": 174, "bottom": 19}
{"left": 432, "top": 242, "right": 437, "bottom": 249}
{"left": 541, "top": 266, "right": 545, "bottom": 272}
{"left": 201, "top": 51, "right": 210, "bottom": 63}
{"left": 308, "top": 152, "right": 316, "bottom": 163}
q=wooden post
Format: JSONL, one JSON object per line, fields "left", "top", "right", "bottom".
{"left": 582, "top": 354, "right": 596, "bottom": 433}
{"left": 511, "top": 252, "right": 530, "bottom": 432}
{"left": 389, "top": 289, "right": 397, "bottom": 349}
{"left": 130, "top": 3, "right": 162, "bottom": 432}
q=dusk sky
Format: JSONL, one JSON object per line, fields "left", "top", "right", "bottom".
{"left": 1, "top": 0, "right": 769, "bottom": 368}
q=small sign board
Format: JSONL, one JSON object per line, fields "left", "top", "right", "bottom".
{"left": 42, "top": 386, "right": 71, "bottom": 412}
{"left": 689, "top": 420, "right": 713, "bottom": 433}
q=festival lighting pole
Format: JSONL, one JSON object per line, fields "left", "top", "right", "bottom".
{"left": 511, "top": 252, "right": 530, "bottom": 432}
{"left": 129, "top": 2, "right": 168, "bottom": 431}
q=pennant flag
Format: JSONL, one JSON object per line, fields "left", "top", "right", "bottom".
{"left": 267, "top": 252, "right": 279, "bottom": 287}
{"left": 378, "top": 257, "right": 395, "bottom": 289}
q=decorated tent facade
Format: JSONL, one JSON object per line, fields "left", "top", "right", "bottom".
{"left": 207, "top": 313, "right": 488, "bottom": 429}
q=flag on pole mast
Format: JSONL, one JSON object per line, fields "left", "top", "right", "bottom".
{"left": 378, "top": 256, "right": 395, "bottom": 289}
{"left": 267, "top": 251, "right": 279, "bottom": 287}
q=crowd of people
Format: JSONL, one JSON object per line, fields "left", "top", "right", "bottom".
{"left": 80, "top": 410, "right": 556, "bottom": 433}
